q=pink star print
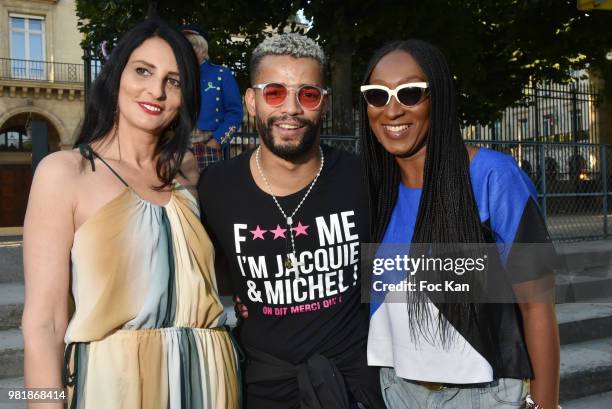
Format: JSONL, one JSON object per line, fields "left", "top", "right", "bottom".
{"left": 250, "top": 225, "right": 267, "bottom": 240}
{"left": 292, "top": 222, "right": 309, "bottom": 237}
{"left": 271, "top": 224, "right": 287, "bottom": 239}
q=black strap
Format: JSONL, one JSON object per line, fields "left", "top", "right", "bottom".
{"left": 78, "top": 143, "right": 129, "bottom": 187}
{"left": 62, "top": 342, "right": 79, "bottom": 409}
{"left": 78, "top": 144, "right": 95, "bottom": 172}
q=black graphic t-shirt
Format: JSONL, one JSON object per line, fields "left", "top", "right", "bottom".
{"left": 199, "top": 146, "right": 370, "bottom": 364}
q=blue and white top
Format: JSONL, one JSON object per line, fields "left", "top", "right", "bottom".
{"left": 368, "top": 148, "right": 554, "bottom": 383}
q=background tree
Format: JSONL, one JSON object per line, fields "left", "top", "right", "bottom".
{"left": 76, "top": 0, "right": 296, "bottom": 88}
{"left": 76, "top": 0, "right": 612, "bottom": 132}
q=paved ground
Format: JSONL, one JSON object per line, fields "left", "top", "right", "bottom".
{"left": 563, "top": 390, "right": 612, "bottom": 408}
{"left": 547, "top": 214, "right": 612, "bottom": 240}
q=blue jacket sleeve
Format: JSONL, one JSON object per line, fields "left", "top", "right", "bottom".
{"left": 213, "top": 70, "right": 243, "bottom": 144}
{"left": 486, "top": 154, "right": 555, "bottom": 282}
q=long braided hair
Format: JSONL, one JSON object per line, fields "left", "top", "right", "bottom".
{"left": 360, "top": 40, "right": 487, "bottom": 344}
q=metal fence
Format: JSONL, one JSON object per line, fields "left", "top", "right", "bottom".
{"left": 241, "top": 79, "right": 598, "bottom": 144}
{"left": 467, "top": 140, "right": 611, "bottom": 242}
{"left": 83, "top": 48, "right": 104, "bottom": 101}
{"left": 462, "top": 80, "right": 599, "bottom": 144}
{"left": 79, "top": 49, "right": 604, "bottom": 241}
{"left": 227, "top": 133, "right": 360, "bottom": 158}
{"left": 0, "top": 58, "right": 83, "bottom": 84}
{"left": 80, "top": 49, "right": 597, "bottom": 144}
{"left": 229, "top": 134, "right": 610, "bottom": 242}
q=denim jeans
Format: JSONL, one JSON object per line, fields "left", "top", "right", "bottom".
{"left": 380, "top": 367, "right": 527, "bottom": 409}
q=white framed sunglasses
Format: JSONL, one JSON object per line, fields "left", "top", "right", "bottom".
{"left": 360, "top": 82, "right": 429, "bottom": 108}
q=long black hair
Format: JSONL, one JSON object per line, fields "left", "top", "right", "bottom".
{"left": 75, "top": 18, "right": 200, "bottom": 188}
{"left": 360, "top": 40, "right": 486, "bottom": 344}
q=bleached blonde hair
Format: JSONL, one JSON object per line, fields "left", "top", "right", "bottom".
{"left": 184, "top": 33, "right": 209, "bottom": 62}
{"left": 250, "top": 33, "right": 326, "bottom": 84}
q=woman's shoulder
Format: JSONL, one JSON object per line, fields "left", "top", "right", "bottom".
{"left": 34, "top": 149, "right": 85, "bottom": 182}
{"left": 471, "top": 147, "right": 537, "bottom": 199}
{"left": 472, "top": 147, "right": 518, "bottom": 170}
{"left": 27, "top": 150, "right": 86, "bottom": 215}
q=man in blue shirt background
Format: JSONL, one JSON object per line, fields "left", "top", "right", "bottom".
{"left": 181, "top": 25, "right": 243, "bottom": 170}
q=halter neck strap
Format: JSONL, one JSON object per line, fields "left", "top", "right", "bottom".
{"left": 78, "top": 143, "right": 129, "bottom": 187}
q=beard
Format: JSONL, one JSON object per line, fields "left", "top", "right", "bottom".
{"left": 256, "top": 114, "right": 321, "bottom": 161}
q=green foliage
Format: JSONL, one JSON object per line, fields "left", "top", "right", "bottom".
{"left": 76, "top": 0, "right": 612, "bottom": 125}
{"left": 76, "top": 0, "right": 296, "bottom": 90}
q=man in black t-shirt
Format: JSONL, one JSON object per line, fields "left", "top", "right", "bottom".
{"left": 198, "top": 33, "right": 384, "bottom": 409}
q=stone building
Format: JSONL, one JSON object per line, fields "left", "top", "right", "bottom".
{"left": 0, "top": 0, "right": 84, "bottom": 231}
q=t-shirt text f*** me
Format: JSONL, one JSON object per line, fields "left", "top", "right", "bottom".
{"left": 199, "top": 146, "right": 370, "bottom": 364}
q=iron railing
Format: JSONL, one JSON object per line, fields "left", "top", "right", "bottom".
{"left": 462, "top": 80, "right": 599, "bottom": 143}
{"left": 240, "top": 80, "right": 598, "bottom": 143}
{"left": 469, "top": 140, "right": 610, "bottom": 242}
{"left": 83, "top": 47, "right": 104, "bottom": 101}
{"left": 81, "top": 45, "right": 598, "bottom": 145}
{"left": 228, "top": 133, "right": 360, "bottom": 158}
{"left": 229, "top": 134, "right": 611, "bottom": 242}
{"left": 0, "top": 58, "right": 83, "bottom": 84}
{"left": 78, "top": 48, "right": 607, "bottom": 241}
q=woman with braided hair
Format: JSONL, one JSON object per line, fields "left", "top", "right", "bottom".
{"left": 362, "top": 40, "right": 560, "bottom": 409}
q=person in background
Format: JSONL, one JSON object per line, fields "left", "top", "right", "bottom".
{"left": 181, "top": 25, "right": 243, "bottom": 170}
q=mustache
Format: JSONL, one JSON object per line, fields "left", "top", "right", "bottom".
{"left": 266, "top": 115, "right": 317, "bottom": 128}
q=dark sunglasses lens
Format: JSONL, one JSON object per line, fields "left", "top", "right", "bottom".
{"left": 263, "top": 83, "right": 287, "bottom": 106}
{"left": 364, "top": 89, "right": 389, "bottom": 107}
{"left": 397, "top": 87, "right": 425, "bottom": 106}
{"left": 298, "top": 86, "right": 323, "bottom": 109}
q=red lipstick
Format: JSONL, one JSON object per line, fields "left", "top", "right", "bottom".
{"left": 137, "top": 101, "right": 164, "bottom": 116}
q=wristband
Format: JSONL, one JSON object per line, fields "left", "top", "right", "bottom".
{"left": 525, "top": 394, "right": 562, "bottom": 409}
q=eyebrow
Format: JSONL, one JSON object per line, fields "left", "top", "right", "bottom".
{"left": 132, "top": 60, "right": 180, "bottom": 76}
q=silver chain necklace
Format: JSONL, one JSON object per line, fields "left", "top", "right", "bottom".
{"left": 255, "top": 145, "right": 324, "bottom": 269}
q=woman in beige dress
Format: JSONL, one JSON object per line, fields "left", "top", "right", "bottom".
{"left": 21, "top": 18, "right": 239, "bottom": 409}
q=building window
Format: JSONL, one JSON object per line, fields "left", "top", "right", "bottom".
{"left": 542, "top": 113, "right": 554, "bottom": 139}
{"left": 9, "top": 15, "right": 45, "bottom": 80}
{"left": 0, "top": 127, "right": 31, "bottom": 151}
